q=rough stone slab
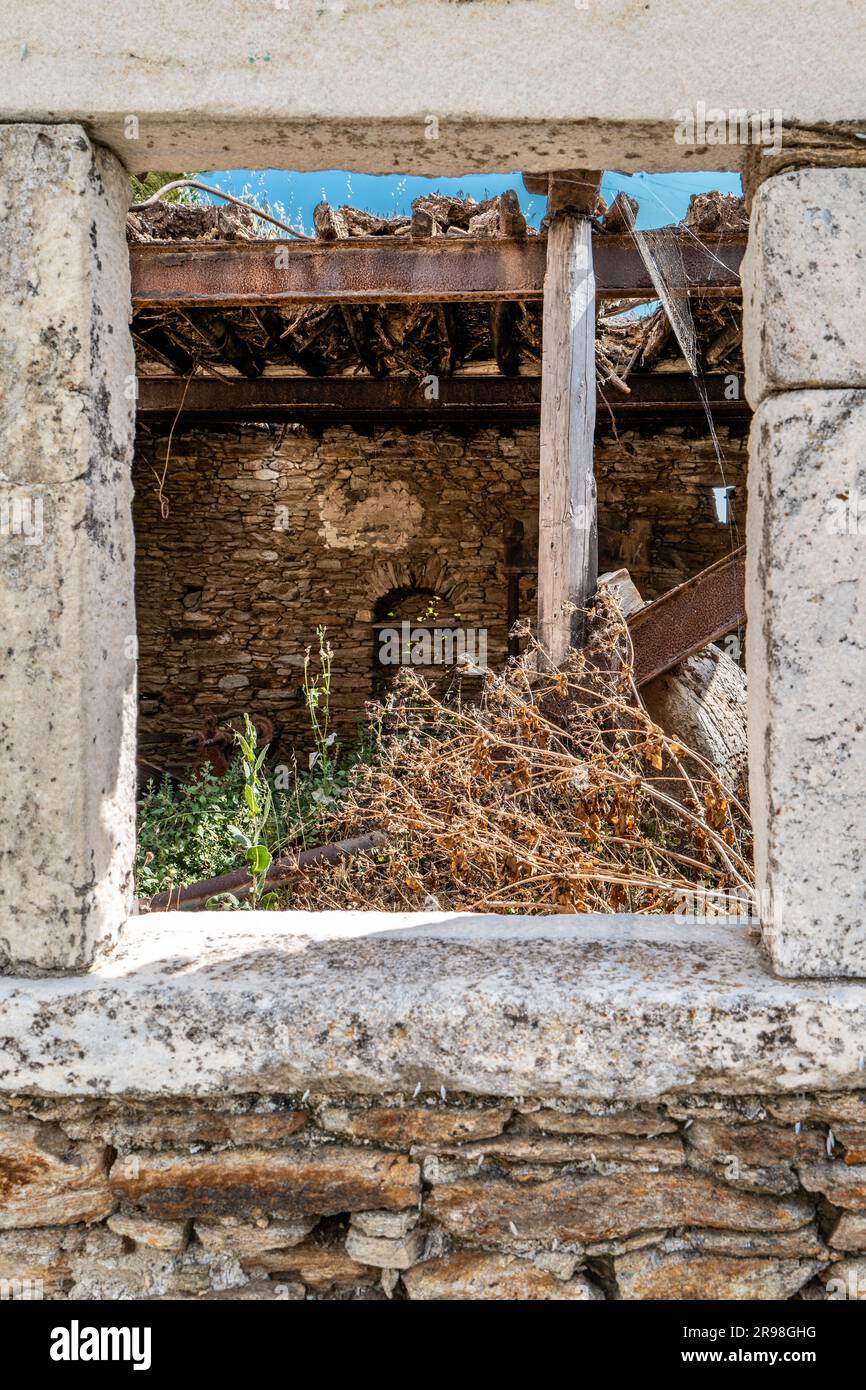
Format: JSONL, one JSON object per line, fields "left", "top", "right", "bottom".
{"left": 828, "top": 1211, "right": 866, "bottom": 1252}
{"left": 767, "top": 1094, "right": 866, "bottom": 1126}
{"left": 244, "top": 1238, "right": 377, "bottom": 1291}
{"left": 797, "top": 1161, "right": 866, "bottom": 1210}
{"left": 747, "top": 392, "right": 866, "bottom": 976}
{"left": 404, "top": 1251, "right": 603, "bottom": 1300}
{"left": 833, "top": 1126, "right": 866, "bottom": 1165}
{"left": 194, "top": 1216, "right": 316, "bottom": 1257}
{"left": 3, "top": 913, "right": 866, "bottom": 1100}
{"left": 822, "top": 1257, "right": 866, "bottom": 1299}
{"left": 743, "top": 170, "right": 866, "bottom": 402}
{"left": 684, "top": 1119, "right": 824, "bottom": 1165}
{"left": 680, "top": 1224, "right": 827, "bottom": 1259}
{"left": 110, "top": 1145, "right": 419, "bottom": 1221}
{"left": 615, "top": 1248, "right": 822, "bottom": 1300}
{"left": 319, "top": 1105, "right": 512, "bottom": 1147}
{"left": 522, "top": 1107, "right": 677, "bottom": 1136}
{"left": 0, "top": 1116, "right": 112, "bottom": 1229}
{"left": 350, "top": 1209, "right": 419, "bottom": 1239}
{"left": 60, "top": 1108, "right": 307, "bottom": 1150}
{"left": 0, "top": 124, "right": 135, "bottom": 971}
{"left": 344, "top": 1225, "right": 425, "bottom": 1271}
{"left": 107, "top": 1213, "right": 189, "bottom": 1253}
{"left": 425, "top": 1171, "right": 813, "bottom": 1247}
{"left": 414, "top": 1133, "right": 685, "bottom": 1170}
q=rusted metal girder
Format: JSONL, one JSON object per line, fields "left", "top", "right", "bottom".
{"left": 130, "top": 232, "right": 743, "bottom": 308}
{"left": 136, "top": 372, "right": 751, "bottom": 423}
{"left": 629, "top": 546, "right": 746, "bottom": 686}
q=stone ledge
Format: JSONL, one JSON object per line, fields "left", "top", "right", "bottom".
{"left": 1, "top": 912, "right": 865, "bottom": 1100}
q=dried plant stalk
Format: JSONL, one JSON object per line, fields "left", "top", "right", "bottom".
{"left": 283, "top": 592, "right": 753, "bottom": 917}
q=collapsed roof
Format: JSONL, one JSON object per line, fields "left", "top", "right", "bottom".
{"left": 129, "top": 189, "right": 748, "bottom": 419}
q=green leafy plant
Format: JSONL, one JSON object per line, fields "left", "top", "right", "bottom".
{"left": 136, "top": 633, "right": 380, "bottom": 906}
{"left": 135, "top": 760, "right": 253, "bottom": 898}
{"left": 207, "top": 716, "right": 281, "bottom": 911}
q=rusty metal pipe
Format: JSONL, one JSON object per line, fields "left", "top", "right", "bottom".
{"left": 141, "top": 830, "right": 388, "bottom": 913}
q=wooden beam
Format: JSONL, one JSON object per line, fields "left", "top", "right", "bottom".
{"left": 135, "top": 372, "right": 752, "bottom": 423}
{"left": 537, "top": 175, "right": 600, "bottom": 663}
{"left": 129, "top": 233, "right": 744, "bottom": 308}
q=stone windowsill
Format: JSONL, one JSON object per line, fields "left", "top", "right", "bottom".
{"left": 1, "top": 913, "right": 865, "bottom": 1100}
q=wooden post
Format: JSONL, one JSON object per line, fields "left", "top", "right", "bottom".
{"left": 533, "top": 170, "right": 601, "bottom": 666}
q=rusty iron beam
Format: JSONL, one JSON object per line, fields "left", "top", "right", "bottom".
{"left": 136, "top": 372, "right": 751, "bottom": 423}
{"left": 130, "top": 232, "right": 744, "bottom": 308}
{"left": 629, "top": 546, "right": 746, "bottom": 686}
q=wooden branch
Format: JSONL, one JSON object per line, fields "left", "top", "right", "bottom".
{"left": 340, "top": 305, "right": 383, "bottom": 377}
{"left": 187, "top": 311, "right": 265, "bottom": 377}
{"left": 705, "top": 319, "right": 743, "bottom": 366}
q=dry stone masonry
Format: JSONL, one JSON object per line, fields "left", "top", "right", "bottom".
{"left": 2, "top": 1090, "right": 865, "bottom": 1301}
{"left": 133, "top": 422, "right": 745, "bottom": 766}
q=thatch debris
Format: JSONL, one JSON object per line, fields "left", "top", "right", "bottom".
{"left": 129, "top": 190, "right": 747, "bottom": 389}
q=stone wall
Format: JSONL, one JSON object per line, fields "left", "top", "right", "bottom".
{"left": 1, "top": 1089, "right": 864, "bottom": 1301}
{"left": 133, "top": 421, "right": 746, "bottom": 767}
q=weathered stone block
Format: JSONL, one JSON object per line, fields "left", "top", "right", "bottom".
{"left": 65, "top": 1107, "right": 307, "bottom": 1150}
{"left": 797, "top": 1161, "right": 866, "bottom": 1209}
{"left": 681, "top": 1224, "right": 827, "bottom": 1259}
{"left": 194, "top": 1216, "right": 316, "bottom": 1257}
{"left": 403, "top": 1251, "right": 603, "bottom": 1300}
{"left": 344, "top": 1226, "right": 425, "bottom": 1270}
{"left": 743, "top": 170, "right": 866, "bottom": 402}
{"left": 318, "top": 1105, "right": 511, "bottom": 1147}
{"left": 833, "top": 1126, "right": 866, "bottom": 1165}
{"left": 767, "top": 1094, "right": 866, "bottom": 1127}
{"left": 615, "top": 1248, "right": 822, "bottom": 1300}
{"left": 107, "top": 1213, "right": 189, "bottom": 1253}
{"left": 0, "top": 1116, "right": 112, "bottom": 1229}
{"left": 425, "top": 1171, "right": 813, "bottom": 1247}
{"left": 828, "top": 1211, "right": 866, "bottom": 1251}
{"left": 349, "top": 1209, "right": 419, "bottom": 1239}
{"left": 521, "top": 1106, "right": 677, "bottom": 1136}
{"left": 822, "top": 1257, "right": 866, "bottom": 1299}
{"left": 747, "top": 390, "right": 866, "bottom": 975}
{"left": 0, "top": 124, "right": 135, "bottom": 970}
{"left": 110, "top": 1146, "right": 420, "bottom": 1220}
{"left": 415, "top": 1133, "right": 685, "bottom": 1173}
{"left": 683, "top": 1120, "right": 823, "bottom": 1195}
{"left": 245, "top": 1238, "right": 377, "bottom": 1292}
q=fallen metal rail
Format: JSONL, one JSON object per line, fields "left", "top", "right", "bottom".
{"left": 629, "top": 546, "right": 746, "bottom": 686}
{"left": 141, "top": 830, "right": 388, "bottom": 912}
